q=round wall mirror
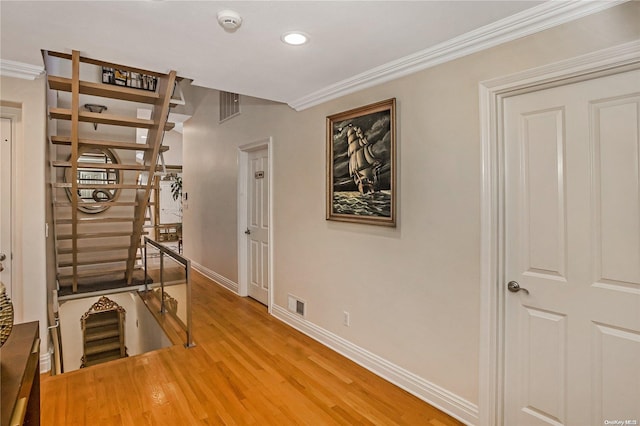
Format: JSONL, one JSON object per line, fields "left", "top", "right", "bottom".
{"left": 64, "top": 147, "right": 121, "bottom": 214}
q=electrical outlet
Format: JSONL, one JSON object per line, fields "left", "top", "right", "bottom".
{"left": 343, "top": 311, "right": 350, "bottom": 327}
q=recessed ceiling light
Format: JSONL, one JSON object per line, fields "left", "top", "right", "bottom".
{"left": 281, "top": 32, "right": 309, "bottom": 46}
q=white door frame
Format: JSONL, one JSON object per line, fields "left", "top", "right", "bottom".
{"left": 478, "top": 40, "right": 640, "bottom": 426}
{"left": 237, "top": 137, "right": 274, "bottom": 311}
{"left": 0, "top": 106, "right": 22, "bottom": 320}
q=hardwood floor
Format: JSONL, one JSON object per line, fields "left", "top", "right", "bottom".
{"left": 41, "top": 271, "right": 463, "bottom": 425}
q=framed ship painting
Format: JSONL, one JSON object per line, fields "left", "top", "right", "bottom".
{"left": 326, "top": 98, "right": 396, "bottom": 227}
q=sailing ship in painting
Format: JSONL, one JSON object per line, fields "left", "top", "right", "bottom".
{"left": 331, "top": 107, "right": 393, "bottom": 219}
{"left": 347, "top": 125, "right": 381, "bottom": 195}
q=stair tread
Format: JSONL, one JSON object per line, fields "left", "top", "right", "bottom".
{"left": 58, "top": 267, "right": 127, "bottom": 279}
{"left": 52, "top": 183, "right": 150, "bottom": 190}
{"left": 51, "top": 136, "right": 153, "bottom": 151}
{"left": 52, "top": 160, "right": 147, "bottom": 171}
{"left": 57, "top": 217, "right": 136, "bottom": 224}
{"left": 58, "top": 244, "right": 135, "bottom": 254}
{"left": 85, "top": 328, "right": 120, "bottom": 342}
{"left": 57, "top": 231, "right": 147, "bottom": 240}
{"left": 84, "top": 350, "right": 127, "bottom": 367}
{"left": 57, "top": 264, "right": 142, "bottom": 277}
{"left": 85, "top": 315, "right": 119, "bottom": 329}
{"left": 58, "top": 256, "right": 137, "bottom": 267}
{"left": 55, "top": 201, "right": 144, "bottom": 207}
{"left": 84, "top": 353, "right": 126, "bottom": 367}
{"left": 48, "top": 75, "right": 160, "bottom": 104}
{"left": 49, "top": 107, "right": 175, "bottom": 131}
{"left": 84, "top": 340, "right": 122, "bottom": 356}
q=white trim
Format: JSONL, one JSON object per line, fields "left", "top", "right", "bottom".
{"left": 0, "top": 107, "right": 22, "bottom": 323}
{"left": 288, "top": 0, "right": 627, "bottom": 111}
{"left": 0, "top": 59, "right": 44, "bottom": 80}
{"left": 41, "top": 350, "right": 52, "bottom": 373}
{"left": 237, "top": 149, "right": 248, "bottom": 296}
{"left": 191, "top": 261, "right": 238, "bottom": 293}
{"left": 237, "top": 138, "right": 274, "bottom": 312}
{"left": 478, "top": 40, "right": 640, "bottom": 426}
{"left": 271, "top": 305, "right": 478, "bottom": 425}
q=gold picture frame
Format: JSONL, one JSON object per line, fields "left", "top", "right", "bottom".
{"left": 326, "top": 98, "right": 396, "bottom": 226}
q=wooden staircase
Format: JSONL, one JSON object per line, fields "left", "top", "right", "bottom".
{"left": 46, "top": 50, "right": 179, "bottom": 294}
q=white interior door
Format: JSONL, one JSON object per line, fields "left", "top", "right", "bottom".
{"left": 246, "top": 148, "right": 269, "bottom": 305}
{"left": 504, "top": 69, "right": 640, "bottom": 425}
{"left": 0, "top": 117, "right": 12, "bottom": 297}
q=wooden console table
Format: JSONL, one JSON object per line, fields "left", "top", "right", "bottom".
{"left": 0, "top": 321, "right": 40, "bottom": 426}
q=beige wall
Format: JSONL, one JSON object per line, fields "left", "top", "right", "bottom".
{"left": 160, "top": 129, "right": 183, "bottom": 166}
{"left": 0, "top": 75, "right": 49, "bottom": 363}
{"left": 183, "top": 94, "right": 286, "bottom": 282}
{"left": 0, "top": 0, "right": 631, "bottom": 415}
{"left": 179, "top": 2, "right": 640, "bottom": 414}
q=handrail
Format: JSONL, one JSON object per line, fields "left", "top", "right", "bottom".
{"left": 143, "top": 237, "right": 194, "bottom": 348}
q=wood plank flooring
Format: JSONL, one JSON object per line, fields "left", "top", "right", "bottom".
{"left": 41, "top": 271, "right": 463, "bottom": 425}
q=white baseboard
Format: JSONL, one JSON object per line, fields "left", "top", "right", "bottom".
{"left": 271, "top": 304, "right": 479, "bottom": 425}
{"left": 187, "top": 264, "right": 478, "bottom": 423}
{"left": 191, "top": 262, "right": 238, "bottom": 293}
{"left": 40, "top": 350, "right": 52, "bottom": 373}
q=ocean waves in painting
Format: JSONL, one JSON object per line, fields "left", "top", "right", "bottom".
{"left": 332, "top": 191, "right": 391, "bottom": 217}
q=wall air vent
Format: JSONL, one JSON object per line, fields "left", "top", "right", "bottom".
{"left": 219, "top": 91, "right": 240, "bottom": 122}
{"left": 287, "top": 294, "right": 306, "bottom": 317}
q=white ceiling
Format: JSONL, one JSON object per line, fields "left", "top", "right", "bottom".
{"left": 0, "top": 1, "right": 620, "bottom": 109}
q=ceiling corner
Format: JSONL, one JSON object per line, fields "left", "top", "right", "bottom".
{"left": 288, "top": 0, "right": 628, "bottom": 111}
{"left": 0, "top": 59, "right": 45, "bottom": 80}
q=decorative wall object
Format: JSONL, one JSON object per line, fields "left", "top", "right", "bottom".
{"left": 154, "top": 171, "right": 183, "bottom": 244}
{"left": 153, "top": 287, "right": 178, "bottom": 315}
{"left": 64, "top": 147, "right": 121, "bottom": 214}
{"left": 80, "top": 296, "right": 127, "bottom": 368}
{"left": 326, "top": 98, "right": 396, "bottom": 226}
{"left": 0, "top": 281, "right": 13, "bottom": 347}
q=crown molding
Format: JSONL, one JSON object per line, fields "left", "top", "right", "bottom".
{"left": 0, "top": 59, "right": 44, "bottom": 80}
{"left": 288, "top": 0, "right": 628, "bottom": 111}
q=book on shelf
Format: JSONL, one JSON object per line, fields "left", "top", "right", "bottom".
{"left": 102, "top": 67, "right": 157, "bottom": 92}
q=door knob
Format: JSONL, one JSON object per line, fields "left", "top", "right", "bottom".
{"left": 244, "top": 229, "right": 251, "bottom": 235}
{"left": 0, "top": 253, "right": 5, "bottom": 261}
{"left": 507, "top": 281, "right": 529, "bottom": 294}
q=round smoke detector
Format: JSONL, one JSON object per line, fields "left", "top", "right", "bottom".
{"left": 217, "top": 10, "right": 242, "bottom": 32}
